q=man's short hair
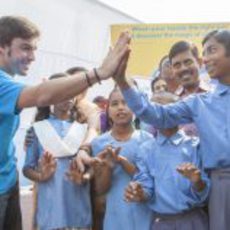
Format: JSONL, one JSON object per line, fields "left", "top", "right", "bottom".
{"left": 202, "top": 30, "right": 230, "bottom": 56}
{"left": 0, "top": 16, "right": 40, "bottom": 47}
{"left": 169, "top": 41, "right": 199, "bottom": 62}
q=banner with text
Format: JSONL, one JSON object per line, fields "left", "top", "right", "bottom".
{"left": 111, "top": 23, "right": 230, "bottom": 78}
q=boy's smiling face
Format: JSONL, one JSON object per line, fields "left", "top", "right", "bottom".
{"left": 203, "top": 37, "right": 230, "bottom": 81}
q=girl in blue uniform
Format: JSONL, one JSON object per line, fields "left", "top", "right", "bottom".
{"left": 23, "top": 73, "right": 91, "bottom": 230}
{"left": 90, "top": 88, "right": 153, "bottom": 230}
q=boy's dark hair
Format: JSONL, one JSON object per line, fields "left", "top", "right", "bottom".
{"left": 202, "top": 30, "right": 230, "bottom": 56}
{"left": 169, "top": 41, "right": 199, "bottom": 62}
{"left": 151, "top": 76, "right": 161, "bottom": 93}
{"left": 159, "top": 55, "right": 169, "bottom": 71}
{"left": 66, "top": 66, "right": 87, "bottom": 75}
{"left": 105, "top": 88, "right": 119, "bottom": 131}
{"left": 34, "top": 73, "right": 68, "bottom": 121}
{"left": 0, "top": 16, "right": 40, "bottom": 47}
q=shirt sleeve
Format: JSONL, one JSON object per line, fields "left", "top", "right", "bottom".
{"left": 134, "top": 148, "right": 155, "bottom": 200}
{"left": 0, "top": 76, "right": 25, "bottom": 115}
{"left": 122, "top": 87, "right": 194, "bottom": 129}
{"left": 182, "top": 139, "right": 210, "bottom": 205}
{"left": 190, "top": 176, "right": 210, "bottom": 204}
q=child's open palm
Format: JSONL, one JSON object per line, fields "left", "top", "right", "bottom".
{"left": 38, "top": 151, "right": 57, "bottom": 182}
{"left": 177, "top": 162, "right": 201, "bottom": 183}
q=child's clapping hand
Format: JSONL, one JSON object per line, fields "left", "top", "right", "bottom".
{"left": 95, "top": 145, "right": 122, "bottom": 168}
{"left": 177, "top": 162, "right": 206, "bottom": 192}
{"left": 66, "top": 159, "right": 94, "bottom": 185}
{"left": 38, "top": 151, "right": 57, "bottom": 182}
{"left": 124, "top": 181, "right": 147, "bottom": 202}
{"left": 177, "top": 162, "right": 201, "bottom": 183}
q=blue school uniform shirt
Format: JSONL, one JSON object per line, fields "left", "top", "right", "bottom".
{"left": 24, "top": 116, "right": 91, "bottom": 230}
{"left": 134, "top": 130, "right": 210, "bottom": 214}
{"left": 91, "top": 130, "right": 153, "bottom": 230}
{"left": 122, "top": 83, "right": 230, "bottom": 170}
{"left": 0, "top": 69, "right": 25, "bottom": 194}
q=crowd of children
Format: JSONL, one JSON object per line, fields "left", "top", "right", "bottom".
{"left": 1, "top": 15, "right": 230, "bottom": 230}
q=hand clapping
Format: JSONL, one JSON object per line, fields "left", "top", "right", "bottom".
{"left": 38, "top": 151, "right": 57, "bottom": 182}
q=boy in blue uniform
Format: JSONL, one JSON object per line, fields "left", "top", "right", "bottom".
{"left": 113, "top": 30, "right": 230, "bottom": 230}
{"left": 124, "top": 93, "right": 209, "bottom": 230}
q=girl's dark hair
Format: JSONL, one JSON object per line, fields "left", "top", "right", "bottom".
{"left": 34, "top": 73, "right": 68, "bottom": 122}
{"left": 104, "top": 88, "right": 118, "bottom": 131}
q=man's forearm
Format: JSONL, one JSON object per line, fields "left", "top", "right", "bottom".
{"left": 115, "top": 77, "right": 131, "bottom": 90}
{"left": 17, "top": 31, "right": 131, "bottom": 109}
{"left": 18, "top": 69, "right": 100, "bottom": 109}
